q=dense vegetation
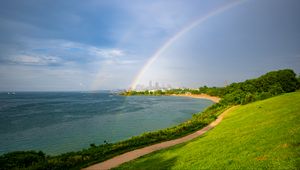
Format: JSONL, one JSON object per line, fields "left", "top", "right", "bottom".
{"left": 117, "top": 92, "right": 300, "bottom": 169}
{"left": 1, "top": 69, "right": 299, "bottom": 170}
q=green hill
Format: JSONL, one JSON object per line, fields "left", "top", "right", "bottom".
{"left": 116, "top": 92, "right": 300, "bottom": 169}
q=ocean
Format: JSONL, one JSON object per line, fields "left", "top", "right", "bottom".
{"left": 0, "top": 92, "right": 213, "bottom": 155}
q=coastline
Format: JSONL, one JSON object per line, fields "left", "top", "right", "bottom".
{"left": 83, "top": 106, "right": 235, "bottom": 170}
{"left": 83, "top": 93, "right": 221, "bottom": 170}
{"left": 170, "top": 94, "right": 220, "bottom": 103}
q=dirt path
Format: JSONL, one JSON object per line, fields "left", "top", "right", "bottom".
{"left": 83, "top": 106, "right": 236, "bottom": 170}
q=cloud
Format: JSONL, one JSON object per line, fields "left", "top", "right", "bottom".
{"left": 44, "top": 39, "right": 126, "bottom": 60}
{"left": 89, "top": 48, "right": 124, "bottom": 58}
{"left": 0, "top": 38, "right": 132, "bottom": 67}
{"left": 9, "top": 54, "right": 62, "bottom": 66}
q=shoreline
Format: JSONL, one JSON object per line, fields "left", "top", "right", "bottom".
{"left": 83, "top": 106, "right": 235, "bottom": 170}
{"left": 83, "top": 93, "right": 221, "bottom": 170}
{"left": 169, "top": 94, "right": 220, "bottom": 103}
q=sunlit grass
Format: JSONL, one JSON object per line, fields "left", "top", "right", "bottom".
{"left": 116, "top": 92, "right": 300, "bottom": 169}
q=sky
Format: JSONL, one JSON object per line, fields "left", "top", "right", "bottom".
{"left": 0, "top": 0, "right": 299, "bottom": 91}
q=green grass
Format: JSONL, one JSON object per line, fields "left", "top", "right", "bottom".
{"left": 116, "top": 92, "right": 300, "bottom": 170}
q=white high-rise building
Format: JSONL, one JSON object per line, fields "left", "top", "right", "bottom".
{"left": 149, "top": 81, "right": 153, "bottom": 89}
{"left": 155, "top": 82, "right": 159, "bottom": 89}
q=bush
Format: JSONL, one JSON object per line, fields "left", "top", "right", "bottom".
{"left": 0, "top": 151, "right": 45, "bottom": 170}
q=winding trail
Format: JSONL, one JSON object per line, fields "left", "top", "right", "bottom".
{"left": 84, "top": 98, "right": 236, "bottom": 170}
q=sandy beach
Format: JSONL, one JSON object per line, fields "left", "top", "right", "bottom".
{"left": 170, "top": 94, "right": 220, "bottom": 103}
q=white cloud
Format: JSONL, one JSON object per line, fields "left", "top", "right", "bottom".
{"left": 10, "top": 54, "right": 62, "bottom": 66}
{"left": 4, "top": 38, "right": 132, "bottom": 66}
{"left": 88, "top": 47, "right": 124, "bottom": 59}
{"left": 39, "top": 39, "right": 126, "bottom": 59}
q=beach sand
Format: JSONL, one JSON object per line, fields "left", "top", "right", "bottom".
{"left": 170, "top": 94, "right": 220, "bottom": 103}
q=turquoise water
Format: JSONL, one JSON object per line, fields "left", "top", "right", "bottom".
{"left": 0, "top": 92, "right": 213, "bottom": 155}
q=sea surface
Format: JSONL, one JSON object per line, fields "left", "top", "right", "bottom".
{"left": 0, "top": 92, "right": 213, "bottom": 155}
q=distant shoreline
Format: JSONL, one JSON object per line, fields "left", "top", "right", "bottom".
{"left": 169, "top": 94, "right": 220, "bottom": 103}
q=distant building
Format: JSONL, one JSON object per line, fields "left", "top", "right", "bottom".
{"left": 138, "top": 81, "right": 173, "bottom": 91}
{"left": 149, "top": 81, "right": 153, "bottom": 89}
{"left": 155, "top": 82, "right": 159, "bottom": 89}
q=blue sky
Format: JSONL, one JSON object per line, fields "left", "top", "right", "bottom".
{"left": 0, "top": 0, "right": 299, "bottom": 91}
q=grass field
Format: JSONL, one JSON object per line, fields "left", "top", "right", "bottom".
{"left": 116, "top": 92, "right": 300, "bottom": 169}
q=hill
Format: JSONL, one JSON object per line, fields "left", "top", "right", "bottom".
{"left": 116, "top": 92, "right": 300, "bottom": 169}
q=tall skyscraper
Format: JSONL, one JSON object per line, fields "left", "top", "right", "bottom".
{"left": 155, "top": 82, "right": 159, "bottom": 89}
{"left": 149, "top": 81, "right": 152, "bottom": 89}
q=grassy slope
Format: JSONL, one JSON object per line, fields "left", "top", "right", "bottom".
{"left": 116, "top": 92, "right": 300, "bottom": 169}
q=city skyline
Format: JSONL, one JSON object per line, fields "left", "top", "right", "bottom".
{"left": 134, "top": 80, "right": 173, "bottom": 91}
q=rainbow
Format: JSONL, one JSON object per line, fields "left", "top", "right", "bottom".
{"left": 130, "top": 0, "right": 245, "bottom": 90}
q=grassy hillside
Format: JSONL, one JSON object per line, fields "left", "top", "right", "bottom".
{"left": 116, "top": 92, "right": 300, "bottom": 169}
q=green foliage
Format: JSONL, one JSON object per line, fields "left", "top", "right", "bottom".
{"left": 0, "top": 151, "right": 45, "bottom": 170}
{"left": 297, "top": 74, "right": 300, "bottom": 89}
{"left": 197, "top": 86, "right": 226, "bottom": 97}
{"left": 116, "top": 92, "right": 300, "bottom": 170}
{"left": 220, "top": 69, "right": 299, "bottom": 105}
